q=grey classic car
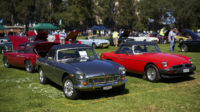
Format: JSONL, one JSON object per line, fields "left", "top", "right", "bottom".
{"left": 0, "top": 37, "right": 13, "bottom": 54}
{"left": 37, "top": 44, "right": 127, "bottom": 99}
{"left": 79, "top": 37, "right": 110, "bottom": 48}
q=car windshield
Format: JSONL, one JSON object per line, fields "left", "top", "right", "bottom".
{"left": 132, "top": 44, "right": 161, "bottom": 54}
{"left": 57, "top": 47, "right": 98, "bottom": 61}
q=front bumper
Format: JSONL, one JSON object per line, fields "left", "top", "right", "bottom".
{"left": 73, "top": 79, "right": 127, "bottom": 91}
{"left": 97, "top": 43, "right": 110, "bottom": 48}
{"left": 160, "top": 64, "right": 196, "bottom": 78}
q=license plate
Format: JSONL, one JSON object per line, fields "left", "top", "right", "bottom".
{"left": 183, "top": 69, "right": 189, "bottom": 73}
{"left": 103, "top": 44, "right": 108, "bottom": 47}
{"left": 103, "top": 86, "right": 112, "bottom": 90}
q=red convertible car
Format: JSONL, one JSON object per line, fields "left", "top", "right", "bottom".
{"left": 101, "top": 41, "right": 196, "bottom": 82}
{"left": 3, "top": 41, "right": 59, "bottom": 73}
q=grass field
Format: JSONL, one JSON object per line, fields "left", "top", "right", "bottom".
{"left": 0, "top": 43, "right": 200, "bottom": 112}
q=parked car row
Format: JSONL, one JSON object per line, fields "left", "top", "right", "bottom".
{"left": 1, "top": 29, "right": 198, "bottom": 100}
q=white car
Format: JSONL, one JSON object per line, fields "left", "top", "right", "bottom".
{"left": 128, "top": 36, "right": 159, "bottom": 42}
{"left": 79, "top": 37, "right": 110, "bottom": 48}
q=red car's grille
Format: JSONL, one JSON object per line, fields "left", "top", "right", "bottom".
{"left": 172, "top": 64, "right": 192, "bottom": 69}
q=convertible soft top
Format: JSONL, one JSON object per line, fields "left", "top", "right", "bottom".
{"left": 51, "top": 44, "right": 91, "bottom": 50}
{"left": 122, "top": 41, "right": 156, "bottom": 46}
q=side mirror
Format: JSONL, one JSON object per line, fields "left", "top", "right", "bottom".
{"left": 48, "top": 57, "right": 53, "bottom": 60}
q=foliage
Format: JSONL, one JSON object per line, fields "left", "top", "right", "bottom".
{"left": 0, "top": 0, "right": 199, "bottom": 31}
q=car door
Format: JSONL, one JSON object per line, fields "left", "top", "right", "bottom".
{"left": 9, "top": 45, "right": 26, "bottom": 66}
{"left": 5, "top": 51, "right": 18, "bottom": 66}
{"left": 15, "top": 44, "right": 34, "bottom": 67}
{"left": 111, "top": 45, "right": 135, "bottom": 69}
{"left": 113, "top": 45, "right": 144, "bottom": 73}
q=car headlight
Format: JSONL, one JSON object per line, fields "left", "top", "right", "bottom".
{"left": 76, "top": 71, "right": 85, "bottom": 80}
{"left": 189, "top": 58, "right": 192, "bottom": 63}
{"left": 119, "top": 67, "right": 126, "bottom": 75}
{"left": 162, "top": 61, "right": 167, "bottom": 67}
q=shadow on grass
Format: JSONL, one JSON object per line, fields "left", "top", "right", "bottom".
{"left": 79, "top": 88, "right": 129, "bottom": 100}
{"left": 161, "top": 76, "right": 195, "bottom": 83}
{"left": 47, "top": 79, "right": 129, "bottom": 100}
{"left": 126, "top": 72, "right": 195, "bottom": 83}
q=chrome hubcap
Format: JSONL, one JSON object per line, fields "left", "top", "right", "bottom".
{"left": 39, "top": 70, "right": 44, "bottom": 82}
{"left": 64, "top": 80, "right": 74, "bottom": 97}
{"left": 147, "top": 67, "right": 156, "bottom": 81}
{"left": 4, "top": 59, "right": 8, "bottom": 67}
{"left": 182, "top": 46, "right": 186, "bottom": 52}
{"left": 26, "top": 63, "right": 32, "bottom": 72}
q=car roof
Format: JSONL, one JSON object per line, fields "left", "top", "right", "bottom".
{"left": 51, "top": 44, "right": 91, "bottom": 50}
{"left": 122, "top": 41, "right": 156, "bottom": 46}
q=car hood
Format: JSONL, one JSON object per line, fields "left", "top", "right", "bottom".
{"left": 8, "top": 36, "right": 29, "bottom": 50}
{"left": 64, "top": 59, "right": 119, "bottom": 76}
{"left": 65, "top": 31, "right": 79, "bottom": 41}
{"left": 138, "top": 52, "right": 190, "bottom": 66}
{"left": 34, "top": 31, "right": 48, "bottom": 41}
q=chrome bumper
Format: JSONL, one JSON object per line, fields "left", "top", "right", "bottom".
{"left": 74, "top": 79, "right": 127, "bottom": 91}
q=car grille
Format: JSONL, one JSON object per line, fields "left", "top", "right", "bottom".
{"left": 87, "top": 75, "right": 120, "bottom": 84}
{"left": 172, "top": 64, "right": 192, "bottom": 69}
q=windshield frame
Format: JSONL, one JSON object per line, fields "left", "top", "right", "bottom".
{"left": 132, "top": 44, "right": 161, "bottom": 55}
{"left": 56, "top": 47, "right": 98, "bottom": 62}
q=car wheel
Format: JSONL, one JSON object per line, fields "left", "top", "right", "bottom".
{"left": 145, "top": 64, "right": 161, "bottom": 82}
{"left": 25, "top": 60, "right": 34, "bottom": 73}
{"left": 92, "top": 43, "right": 96, "bottom": 48}
{"left": 3, "top": 57, "right": 10, "bottom": 68}
{"left": 181, "top": 44, "right": 188, "bottom": 52}
{"left": 63, "top": 77, "right": 79, "bottom": 99}
{"left": 39, "top": 69, "right": 48, "bottom": 84}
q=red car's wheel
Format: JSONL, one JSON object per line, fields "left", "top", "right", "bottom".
{"left": 3, "top": 57, "right": 11, "bottom": 68}
{"left": 145, "top": 64, "right": 161, "bottom": 82}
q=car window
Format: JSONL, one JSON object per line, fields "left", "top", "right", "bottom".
{"left": 57, "top": 48, "right": 97, "bottom": 61}
{"left": 23, "top": 44, "right": 33, "bottom": 53}
{"left": 118, "top": 46, "right": 133, "bottom": 54}
{"left": 133, "top": 44, "right": 160, "bottom": 54}
{"left": 133, "top": 45, "right": 146, "bottom": 53}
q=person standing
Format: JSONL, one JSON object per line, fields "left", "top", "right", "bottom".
{"left": 112, "top": 29, "right": 119, "bottom": 47}
{"left": 159, "top": 27, "right": 166, "bottom": 44}
{"left": 59, "top": 29, "right": 66, "bottom": 45}
{"left": 168, "top": 28, "right": 177, "bottom": 52}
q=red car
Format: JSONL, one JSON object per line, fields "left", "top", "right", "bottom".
{"left": 3, "top": 41, "right": 59, "bottom": 73}
{"left": 101, "top": 41, "right": 196, "bottom": 82}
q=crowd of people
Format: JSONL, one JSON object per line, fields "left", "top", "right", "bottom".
{"left": 1, "top": 26, "right": 196, "bottom": 53}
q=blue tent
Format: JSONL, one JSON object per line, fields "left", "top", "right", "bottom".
{"left": 89, "top": 25, "right": 109, "bottom": 30}
{"left": 99, "top": 25, "right": 109, "bottom": 30}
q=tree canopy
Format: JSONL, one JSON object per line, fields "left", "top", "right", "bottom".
{"left": 0, "top": 0, "right": 199, "bottom": 31}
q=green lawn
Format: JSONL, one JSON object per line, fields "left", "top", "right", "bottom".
{"left": 0, "top": 44, "right": 200, "bottom": 112}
